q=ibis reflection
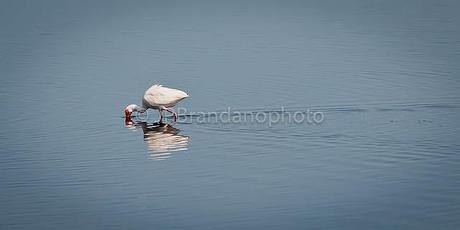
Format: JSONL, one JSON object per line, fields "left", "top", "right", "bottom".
{"left": 125, "top": 118, "right": 189, "bottom": 160}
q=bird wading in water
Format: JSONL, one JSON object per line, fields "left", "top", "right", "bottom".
{"left": 124, "top": 84, "right": 189, "bottom": 123}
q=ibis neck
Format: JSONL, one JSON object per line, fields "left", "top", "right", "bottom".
{"left": 134, "top": 105, "right": 147, "bottom": 113}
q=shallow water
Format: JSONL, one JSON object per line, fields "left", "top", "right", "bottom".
{"left": 1, "top": 0, "right": 460, "bottom": 229}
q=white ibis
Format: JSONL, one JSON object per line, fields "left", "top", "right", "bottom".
{"left": 124, "top": 84, "right": 189, "bottom": 123}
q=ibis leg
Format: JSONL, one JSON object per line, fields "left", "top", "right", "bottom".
{"left": 159, "top": 109, "right": 164, "bottom": 124}
{"left": 165, "top": 108, "right": 178, "bottom": 122}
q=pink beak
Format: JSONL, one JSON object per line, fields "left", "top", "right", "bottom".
{"left": 124, "top": 109, "right": 132, "bottom": 118}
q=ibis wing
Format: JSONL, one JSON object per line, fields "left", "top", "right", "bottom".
{"left": 143, "top": 84, "right": 188, "bottom": 107}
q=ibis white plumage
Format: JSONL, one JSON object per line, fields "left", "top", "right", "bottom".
{"left": 124, "top": 84, "right": 188, "bottom": 123}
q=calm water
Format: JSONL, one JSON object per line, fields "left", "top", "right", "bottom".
{"left": 1, "top": 0, "right": 460, "bottom": 229}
